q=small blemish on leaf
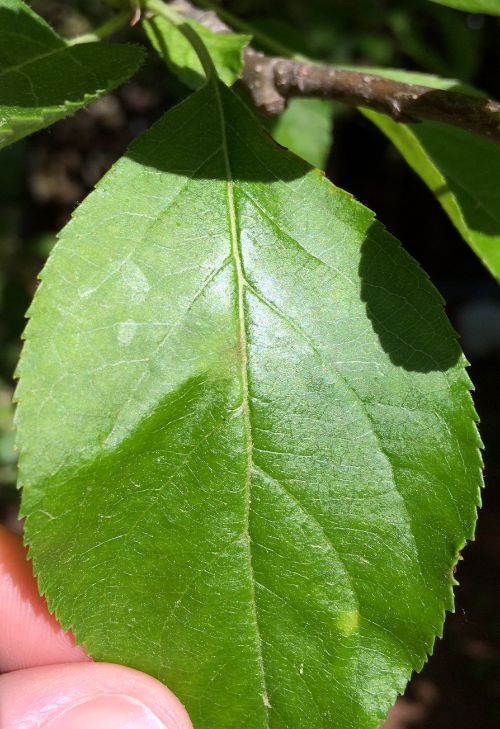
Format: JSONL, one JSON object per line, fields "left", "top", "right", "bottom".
{"left": 121, "top": 260, "right": 150, "bottom": 302}
{"left": 117, "top": 321, "right": 138, "bottom": 346}
{"left": 337, "top": 609, "right": 359, "bottom": 636}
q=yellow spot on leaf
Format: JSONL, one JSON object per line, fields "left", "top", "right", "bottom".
{"left": 337, "top": 609, "right": 359, "bottom": 636}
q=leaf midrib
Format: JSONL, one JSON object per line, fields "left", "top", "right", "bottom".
{"left": 212, "top": 78, "right": 270, "bottom": 724}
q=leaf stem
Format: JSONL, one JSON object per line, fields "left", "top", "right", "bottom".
{"left": 145, "top": 0, "right": 218, "bottom": 80}
{"left": 67, "top": 8, "right": 132, "bottom": 45}
{"left": 144, "top": 0, "right": 183, "bottom": 26}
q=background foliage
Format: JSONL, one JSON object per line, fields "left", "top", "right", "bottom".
{"left": 0, "top": 1, "right": 499, "bottom": 727}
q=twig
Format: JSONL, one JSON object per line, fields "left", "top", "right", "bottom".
{"left": 167, "top": 0, "right": 500, "bottom": 143}
{"left": 67, "top": 8, "right": 131, "bottom": 44}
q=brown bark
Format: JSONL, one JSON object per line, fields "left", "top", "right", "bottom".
{"left": 169, "top": 0, "right": 500, "bottom": 143}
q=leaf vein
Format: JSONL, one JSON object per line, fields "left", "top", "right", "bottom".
{"left": 214, "top": 79, "right": 270, "bottom": 727}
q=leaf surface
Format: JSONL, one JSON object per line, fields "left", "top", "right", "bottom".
{"left": 0, "top": 0, "right": 144, "bottom": 149}
{"left": 16, "top": 77, "right": 482, "bottom": 729}
{"left": 357, "top": 68, "right": 500, "bottom": 281}
{"left": 266, "top": 98, "right": 334, "bottom": 169}
{"left": 144, "top": 14, "right": 250, "bottom": 88}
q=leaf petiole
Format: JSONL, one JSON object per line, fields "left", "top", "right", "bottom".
{"left": 145, "top": 0, "right": 218, "bottom": 80}
{"left": 67, "top": 8, "right": 132, "bottom": 45}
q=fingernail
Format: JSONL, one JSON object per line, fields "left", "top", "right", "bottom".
{"left": 42, "top": 694, "right": 168, "bottom": 729}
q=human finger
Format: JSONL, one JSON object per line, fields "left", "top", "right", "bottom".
{"left": 0, "top": 661, "right": 193, "bottom": 729}
{"left": 0, "top": 525, "right": 88, "bottom": 671}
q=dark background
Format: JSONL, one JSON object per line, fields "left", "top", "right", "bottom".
{"left": 0, "top": 1, "right": 499, "bottom": 727}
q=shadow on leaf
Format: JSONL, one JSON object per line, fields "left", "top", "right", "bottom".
{"left": 359, "top": 221, "right": 462, "bottom": 373}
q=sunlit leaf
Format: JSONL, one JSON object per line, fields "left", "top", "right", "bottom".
{"left": 17, "top": 76, "right": 481, "bottom": 729}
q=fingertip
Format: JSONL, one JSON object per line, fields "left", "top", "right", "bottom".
{"left": 0, "top": 663, "right": 193, "bottom": 729}
{"left": 0, "top": 525, "right": 88, "bottom": 671}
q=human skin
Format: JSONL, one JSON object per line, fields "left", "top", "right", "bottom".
{"left": 0, "top": 525, "right": 193, "bottom": 729}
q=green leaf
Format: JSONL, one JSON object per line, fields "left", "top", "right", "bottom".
{"left": 16, "top": 78, "right": 481, "bottom": 729}
{"left": 266, "top": 98, "right": 334, "bottom": 169}
{"left": 428, "top": 0, "right": 500, "bottom": 15}
{"left": 356, "top": 68, "right": 500, "bottom": 281}
{"left": 0, "top": 0, "right": 144, "bottom": 149}
{"left": 144, "top": 14, "right": 250, "bottom": 88}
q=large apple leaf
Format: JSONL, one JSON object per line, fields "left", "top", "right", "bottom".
{"left": 357, "top": 68, "right": 500, "bottom": 281}
{"left": 0, "top": 0, "right": 144, "bottom": 149}
{"left": 16, "top": 75, "right": 482, "bottom": 729}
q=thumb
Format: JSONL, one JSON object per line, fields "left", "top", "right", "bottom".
{"left": 0, "top": 661, "right": 193, "bottom": 729}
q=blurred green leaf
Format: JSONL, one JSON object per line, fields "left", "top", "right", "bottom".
{"left": 0, "top": 142, "right": 25, "bottom": 200}
{"left": 32, "top": 232, "right": 57, "bottom": 258}
{"left": 388, "top": 7, "right": 480, "bottom": 80}
{"left": 428, "top": 0, "right": 500, "bottom": 15}
{"left": 0, "top": 383, "right": 16, "bottom": 487}
{"left": 0, "top": 0, "right": 145, "bottom": 149}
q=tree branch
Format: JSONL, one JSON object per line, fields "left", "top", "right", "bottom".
{"left": 169, "top": 0, "right": 500, "bottom": 143}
